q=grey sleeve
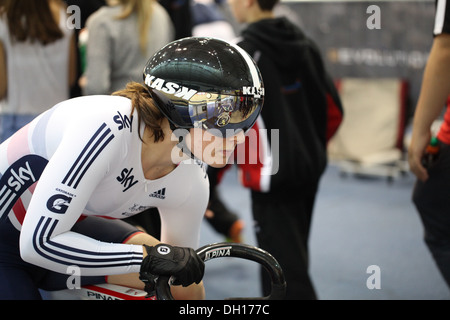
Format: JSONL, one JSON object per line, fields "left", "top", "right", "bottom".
{"left": 83, "top": 18, "right": 112, "bottom": 95}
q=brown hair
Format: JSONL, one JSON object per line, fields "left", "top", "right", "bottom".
{"left": 112, "top": 82, "right": 165, "bottom": 143}
{"left": 115, "top": 0, "right": 153, "bottom": 55}
{"left": 3, "top": 0, "right": 64, "bottom": 45}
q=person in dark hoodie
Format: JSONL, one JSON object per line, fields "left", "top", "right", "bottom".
{"left": 207, "top": 0, "right": 343, "bottom": 299}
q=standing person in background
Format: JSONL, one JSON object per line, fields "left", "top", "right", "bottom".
{"left": 159, "top": 0, "right": 193, "bottom": 39}
{"left": 207, "top": 0, "right": 343, "bottom": 299}
{"left": 82, "top": 0, "right": 174, "bottom": 95}
{"left": 409, "top": 0, "right": 450, "bottom": 289}
{"left": 0, "top": 0, "right": 77, "bottom": 142}
{"left": 63, "top": 0, "right": 106, "bottom": 98}
{"left": 191, "top": 0, "right": 236, "bottom": 42}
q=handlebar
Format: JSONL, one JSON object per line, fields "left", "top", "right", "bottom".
{"left": 155, "top": 242, "right": 286, "bottom": 300}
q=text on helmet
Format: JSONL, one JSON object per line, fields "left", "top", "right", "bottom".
{"left": 145, "top": 74, "right": 265, "bottom": 100}
{"left": 145, "top": 75, "right": 198, "bottom": 100}
{"left": 243, "top": 86, "right": 265, "bottom": 98}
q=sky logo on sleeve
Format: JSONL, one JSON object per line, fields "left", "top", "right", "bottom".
{"left": 113, "top": 111, "right": 133, "bottom": 132}
{"left": 0, "top": 155, "right": 48, "bottom": 221}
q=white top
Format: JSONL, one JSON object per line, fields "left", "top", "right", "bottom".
{"left": 0, "top": 95, "right": 209, "bottom": 276}
{"left": 0, "top": 8, "right": 73, "bottom": 115}
{"left": 83, "top": 3, "right": 174, "bottom": 95}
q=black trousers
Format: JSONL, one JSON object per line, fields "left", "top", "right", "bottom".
{"left": 413, "top": 140, "right": 450, "bottom": 288}
{"left": 251, "top": 190, "right": 317, "bottom": 300}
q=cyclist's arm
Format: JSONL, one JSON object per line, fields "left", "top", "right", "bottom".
{"left": 108, "top": 232, "right": 205, "bottom": 300}
{"left": 158, "top": 163, "right": 208, "bottom": 300}
{"left": 159, "top": 164, "right": 209, "bottom": 249}
{"left": 19, "top": 122, "right": 144, "bottom": 276}
{"left": 108, "top": 178, "right": 209, "bottom": 300}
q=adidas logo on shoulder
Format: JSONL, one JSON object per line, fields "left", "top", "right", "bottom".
{"left": 149, "top": 188, "right": 166, "bottom": 200}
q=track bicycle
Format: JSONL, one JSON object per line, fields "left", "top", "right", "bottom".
{"left": 57, "top": 242, "right": 286, "bottom": 300}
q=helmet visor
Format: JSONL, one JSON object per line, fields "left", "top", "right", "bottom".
{"left": 149, "top": 87, "right": 263, "bottom": 137}
{"left": 189, "top": 92, "right": 263, "bottom": 137}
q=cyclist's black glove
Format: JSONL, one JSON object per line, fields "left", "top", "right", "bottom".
{"left": 140, "top": 243, "right": 205, "bottom": 287}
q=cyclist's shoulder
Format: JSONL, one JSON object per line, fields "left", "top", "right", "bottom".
{"left": 39, "top": 95, "right": 134, "bottom": 152}
{"left": 56, "top": 95, "right": 131, "bottom": 112}
{"left": 49, "top": 95, "right": 133, "bottom": 129}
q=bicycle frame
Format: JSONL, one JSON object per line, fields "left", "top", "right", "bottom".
{"left": 68, "top": 283, "right": 154, "bottom": 300}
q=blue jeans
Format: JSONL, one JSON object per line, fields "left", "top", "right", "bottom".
{"left": 0, "top": 114, "right": 37, "bottom": 143}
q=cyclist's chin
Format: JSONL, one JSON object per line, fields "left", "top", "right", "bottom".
{"left": 203, "top": 155, "right": 232, "bottom": 168}
{"left": 208, "top": 161, "right": 229, "bottom": 168}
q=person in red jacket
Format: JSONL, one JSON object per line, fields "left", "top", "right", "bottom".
{"left": 206, "top": 0, "right": 343, "bottom": 299}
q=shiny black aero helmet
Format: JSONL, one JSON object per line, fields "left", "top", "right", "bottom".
{"left": 143, "top": 37, "right": 264, "bottom": 136}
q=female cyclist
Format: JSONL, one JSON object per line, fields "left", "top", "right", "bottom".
{"left": 0, "top": 37, "right": 264, "bottom": 300}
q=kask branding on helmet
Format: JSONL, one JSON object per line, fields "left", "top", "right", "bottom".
{"left": 143, "top": 37, "right": 264, "bottom": 136}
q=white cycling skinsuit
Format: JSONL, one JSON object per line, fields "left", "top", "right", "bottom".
{"left": 0, "top": 95, "right": 208, "bottom": 281}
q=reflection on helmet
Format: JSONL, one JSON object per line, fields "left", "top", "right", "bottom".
{"left": 143, "top": 37, "right": 264, "bottom": 137}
